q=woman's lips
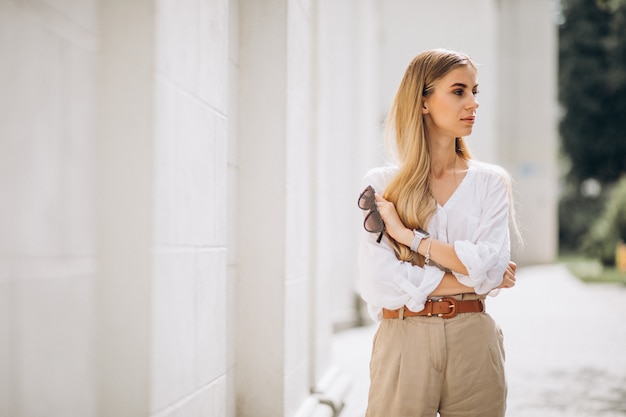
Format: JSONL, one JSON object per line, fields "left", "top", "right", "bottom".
{"left": 462, "top": 117, "right": 475, "bottom": 124}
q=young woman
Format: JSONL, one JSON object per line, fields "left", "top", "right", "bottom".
{"left": 359, "top": 49, "right": 519, "bottom": 417}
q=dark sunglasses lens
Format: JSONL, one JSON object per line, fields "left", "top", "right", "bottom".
{"left": 364, "top": 211, "right": 384, "bottom": 233}
{"left": 358, "top": 187, "right": 375, "bottom": 210}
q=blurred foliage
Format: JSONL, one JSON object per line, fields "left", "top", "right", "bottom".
{"left": 558, "top": 180, "right": 607, "bottom": 253}
{"left": 559, "top": 0, "right": 626, "bottom": 184}
{"left": 580, "top": 176, "right": 626, "bottom": 265}
{"left": 558, "top": 0, "right": 626, "bottom": 254}
{"left": 562, "top": 255, "right": 625, "bottom": 283}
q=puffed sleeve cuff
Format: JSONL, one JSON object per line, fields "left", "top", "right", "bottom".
{"left": 488, "top": 288, "right": 501, "bottom": 297}
{"left": 452, "top": 240, "right": 503, "bottom": 294}
{"left": 392, "top": 263, "right": 446, "bottom": 312}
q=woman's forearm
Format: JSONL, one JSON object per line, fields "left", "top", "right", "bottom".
{"left": 429, "top": 260, "right": 517, "bottom": 296}
{"left": 391, "top": 227, "right": 469, "bottom": 275}
{"left": 418, "top": 238, "right": 468, "bottom": 275}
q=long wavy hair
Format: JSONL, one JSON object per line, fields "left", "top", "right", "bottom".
{"left": 383, "top": 49, "right": 477, "bottom": 266}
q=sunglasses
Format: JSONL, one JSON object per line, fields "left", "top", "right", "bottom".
{"left": 358, "top": 185, "right": 385, "bottom": 243}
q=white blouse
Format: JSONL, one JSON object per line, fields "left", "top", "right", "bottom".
{"left": 358, "top": 160, "right": 511, "bottom": 321}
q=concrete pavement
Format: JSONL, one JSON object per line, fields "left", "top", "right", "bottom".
{"left": 332, "top": 264, "right": 626, "bottom": 417}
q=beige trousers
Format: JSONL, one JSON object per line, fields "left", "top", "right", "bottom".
{"left": 366, "top": 295, "right": 506, "bottom": 417}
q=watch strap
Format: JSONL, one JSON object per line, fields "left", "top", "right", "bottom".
{"left": 410, "top": 229, "right": 430, "bottom": 252}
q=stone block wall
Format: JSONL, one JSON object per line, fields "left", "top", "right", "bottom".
{"left": 0, "top": 1, "right": 99, "bottom": 416}
{"left": 151, "top": 0, "right": 229, "bottom": 414}
{"left": 0, "top": 1, "right": 557, "bottom": 416}
{"left": 0, "top": 0, "right": 366, "bottom": 416}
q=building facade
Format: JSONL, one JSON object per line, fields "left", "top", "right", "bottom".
{"left": 0, "top": 1, "right": 556, "bottom": 416}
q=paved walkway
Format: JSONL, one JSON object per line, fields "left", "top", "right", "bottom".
{"left": 332, "top": 264, "right": 626, "bottom": 417}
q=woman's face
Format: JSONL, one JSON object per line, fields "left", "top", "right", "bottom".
{"left": 422, "top": 65, "right": 479, "bottom": 140}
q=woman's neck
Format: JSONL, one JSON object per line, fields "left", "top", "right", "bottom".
{"left": 429, "top": 137, "right": 459, "bottom": 178}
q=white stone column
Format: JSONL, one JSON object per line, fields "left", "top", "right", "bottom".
{"left": 314, "top": 0, "right": 365, "bottom": 331}
{"left": 0, "top": 2, "right": 99, "bottom": 416}
{"left": 150, "top": 0, "right": 229, "bottom": 415}
{"left": 236, "top": 0, "right": 289, "bottom": 415}
{"left": 496, "top": 0, "right": 558, "bottom": 264}
{"left": 227, "top": 1, "right": 240, "bottom": 416}
{"left": 96, "top": 1, "right": 155, "bottom": 415}
{"left": 236, "top": 0, "right": 345, "bottom": 415}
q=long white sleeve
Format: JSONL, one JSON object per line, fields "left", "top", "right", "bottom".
{"left": 451, "top": 170, "right": 511, "bottom": 294}
{"left": 358, "top": 166, "right": 445, "bottom": 320}
{"left": 359, "top": 230, "right": 446, "bottom": 320}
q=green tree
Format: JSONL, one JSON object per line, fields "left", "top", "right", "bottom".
{"left": 558, "top": 0, "right": 626, "bottom": 252}
{"left": 581, "top": 175, "right": 626, "bottom": 264}
{"left": 604, "top": 2, "right": 626, "bottom": 178}
{"left": 559, "top": 0, "right": 612, "bottom": 183}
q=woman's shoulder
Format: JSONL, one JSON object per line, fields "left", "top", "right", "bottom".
{"left": 362, "top": 165, "right": 399, "bottom": 194}
{"left": 468, "top": 159, "right": 511, "bottom": 186}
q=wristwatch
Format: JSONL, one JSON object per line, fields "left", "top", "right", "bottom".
{"left": 410, "top": 229, "right": 430, "bottom": 253}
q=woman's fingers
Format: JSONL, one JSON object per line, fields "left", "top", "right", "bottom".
{"left": 507, "top": 261, "right": 517, "bottom": 282}
{"left": 372, "top": 193, "right": 408, "bottom": 242}
{"left": 499, "top": 263, "right": 517, "bottom": 289}
{"left": 499, "top": 276, "right": 514, "bottom": 288}
{"left": 374, "top": 194, "right": 396, "bottom": 222}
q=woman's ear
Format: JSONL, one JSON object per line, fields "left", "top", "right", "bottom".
{"left": 421, "top": 96, "right": 430, "bottom": 114}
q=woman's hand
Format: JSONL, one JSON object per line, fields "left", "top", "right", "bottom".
{"left": 374, "top": 193, "right": 414, "bottom": 246}
{"left": 497, "top": 261, "right": 517, "bottom": 289}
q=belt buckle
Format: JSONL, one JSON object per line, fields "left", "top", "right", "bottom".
{"left": 438, "top": 297, "right": 458, "bottom": 319}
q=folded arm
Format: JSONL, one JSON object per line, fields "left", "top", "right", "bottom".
{"left": 373, "top": 172, "right": 513, "bottom": 294}
{"left": 430, "top": 261, "right": 516, "bottom": 297}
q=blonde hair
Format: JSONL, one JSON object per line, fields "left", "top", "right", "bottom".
{"left": 383, "top": 49, "right": 477, "bottom": 265}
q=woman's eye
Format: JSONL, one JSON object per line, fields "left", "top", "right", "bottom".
{"left": 454, "top": 89, "right": 463, "bottom": 96}
{"left": 472, "top": 90, "right": 480, "bottom": 96}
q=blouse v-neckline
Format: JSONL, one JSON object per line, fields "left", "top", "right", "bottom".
{"left": 435, "top": 164, "right": 475, "bottom": 209}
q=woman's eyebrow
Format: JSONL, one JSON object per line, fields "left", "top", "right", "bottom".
{"left": 449, "top": 82, "right": 479, "bottom": 89}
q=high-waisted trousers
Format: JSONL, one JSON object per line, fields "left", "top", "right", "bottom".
{"left": 366, "top": 296, "right": 506, "bottom": 417}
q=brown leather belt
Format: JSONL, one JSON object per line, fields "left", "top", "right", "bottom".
{"left": 382, "top": 297, "right": 484, "bottom": 319}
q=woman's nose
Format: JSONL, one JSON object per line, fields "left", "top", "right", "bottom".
{"left": 467, "top": 96, "right": 479, "bottom": 110}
